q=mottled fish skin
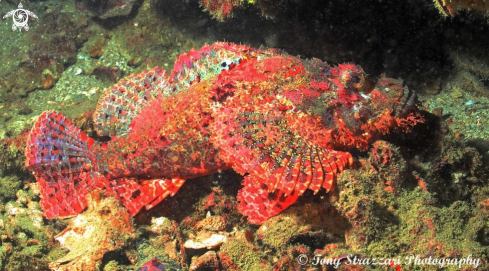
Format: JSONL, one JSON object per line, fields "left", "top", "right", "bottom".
{"left": 25, "top": 42, "right": 421, "bottom": 224}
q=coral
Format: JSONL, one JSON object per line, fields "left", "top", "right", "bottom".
{"left": 25, "top": 42, "right": 421, "bottom": 226}
{"left": 112, "top": 1, "right": 194, "bottom": 74}
{"left": 392, "top": 194, "right": 487, "bottom": 261}
{"left": 49, "top": 191, "right": 137, "bottom": 271}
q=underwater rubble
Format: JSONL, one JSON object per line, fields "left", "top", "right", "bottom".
{"left": 1, "top": 0, "right": 489, "bottom": 270}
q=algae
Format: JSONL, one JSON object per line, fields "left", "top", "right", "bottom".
{"left": 220, "top": 239, "right": 273, "bottom": 270}
{"left": 0, "top": 173, "right": 22, "bottom": 203}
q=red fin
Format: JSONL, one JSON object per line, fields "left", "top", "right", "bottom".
{"left": 93, "top": 67, "right": 170, "bottom": 137}
{"left": 170, "top": 42, "right": 281, "bottom": 91}
{"left": 237, "top": 175, "right": 299, "bottom": 225}
{"left": 212, "top": 107, "right": 354, "bottom": 197}
{"left": 25, "top": 111, "right": 107, "bottom": 219}
{"left": 107, "top": 177, "right": 186, "bottom": 216}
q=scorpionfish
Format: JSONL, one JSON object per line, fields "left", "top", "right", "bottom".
{"left": 25, "top": 42, "right": 420, "bottom": 224}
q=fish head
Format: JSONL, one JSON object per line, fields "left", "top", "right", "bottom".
{"left": 298, "top": 63, "right": 420, "bottom": 150}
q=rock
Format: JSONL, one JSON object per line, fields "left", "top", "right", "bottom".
{"left": 49, "top": 191, "right": 137, "bottom": 271}
{"left": 82, "top": 0, "right": 139, "bottom": 19}
{"left": 190, "top": 251, "right": 219, "bottom": 271}
{"left": 193, "top": 215, "right": 227, "bottom": 231}
{"left": 91, "top": 66, "right": 122, "bottom": 83}
{"left": 257, "top": 203, "right": 347, "bottom": 249}
{"left": 150, "top": 217, "right": 172, "bottom": 234}
{"left": 184, "top": 232, "right": 227, "bottom": 250}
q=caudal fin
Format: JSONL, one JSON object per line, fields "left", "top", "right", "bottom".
{"left": 25, "top": 111, "right": 107, "bottom": 218}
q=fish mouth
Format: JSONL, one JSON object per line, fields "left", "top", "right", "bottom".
{"left": 395, "top": 86, "right": 418, "bottom": 117}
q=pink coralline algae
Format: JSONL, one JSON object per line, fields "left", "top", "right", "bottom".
{"left": 25, "top": 42, "right": 422, "bottom": 225}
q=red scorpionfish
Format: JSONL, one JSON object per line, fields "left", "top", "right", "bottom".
{"left": 25, "top": 42, "right": 421, "bottom": 224}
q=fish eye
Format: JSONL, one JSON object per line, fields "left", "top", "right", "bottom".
{"left": 347, "top": 72, "right": 365, "bottom": 90}
{"left": 350, "top": 75, "right": 361, "bottom": 84}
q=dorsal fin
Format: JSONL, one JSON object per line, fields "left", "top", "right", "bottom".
{"left": 93, "top": 67, "right": 171, "bottom": 137}
{"left": 170, "top": 42, "right": 282, "bottom": 91}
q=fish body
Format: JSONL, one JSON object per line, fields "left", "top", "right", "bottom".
{"left": 25, "top": 42, "right": 420, "bottom": 224}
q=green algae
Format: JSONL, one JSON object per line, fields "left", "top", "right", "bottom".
{"left": 333, "top": 140, "right": 489, "bottom": 270}
{"left": 257, "top": 203, "right": 346, "bottom": 250}
{"left": 0, "top": 194, "right": 63, "bottom": 271}
{"left": 0, "top": 173, "right": 22, "bottom": 203}
{"left": 0, "top": 140, "right": 26, "bottom": 171}
{"left": 134, "top": 239, "right": 182, "bottom": 271}
{"left": 220, "top": 239, "right": 272, "bottom": 270}
{"left": 259, "top": 215, "right": 306, "bottom": 249}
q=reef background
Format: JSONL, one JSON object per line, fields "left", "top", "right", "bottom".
{"left": 1, "top": 0, "right": 489, "bottom": 270}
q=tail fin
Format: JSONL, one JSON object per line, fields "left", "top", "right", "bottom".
{"left": 25, "top": 111, "right": 107, "bottom": 219}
